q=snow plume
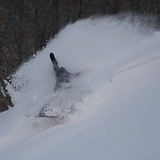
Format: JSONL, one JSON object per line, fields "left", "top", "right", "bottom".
{"left": 1, "top": 14, "right": 160, "bottom": 160}
{"left": 7, "top": 15, "right": 156, "bottom": 119}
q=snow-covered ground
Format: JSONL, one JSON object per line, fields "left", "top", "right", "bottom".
{"left": 0, "top": 15, "right": 160, "bottom": 160}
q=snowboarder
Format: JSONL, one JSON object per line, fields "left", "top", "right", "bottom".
{"left": 50, "top": 52, "right": 72, "bottom": 90}
{"left": 39, "top": 53, "right": 77, "bottom": 117}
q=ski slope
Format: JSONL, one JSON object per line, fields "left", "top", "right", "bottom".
{"left": 0, "top": 15, "right": 160, "bottom": 160}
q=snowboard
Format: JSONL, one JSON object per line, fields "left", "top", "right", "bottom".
{"left": 26, "top": 115, "right": 64, "bottom": 119}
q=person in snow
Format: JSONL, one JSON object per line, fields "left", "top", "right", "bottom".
{"left": 39, "top": 53, "right": 78, "bottom": 117}
{"left": 50, "top": 52, "right": 72, "bottom": 90}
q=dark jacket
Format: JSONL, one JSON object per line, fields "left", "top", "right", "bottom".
{"left": 50, "top": 53, "right": 71, "bottom": 90}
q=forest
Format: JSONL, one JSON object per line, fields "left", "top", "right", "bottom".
{"left": 0, "top": 0, "right": 160, "bottom": 112}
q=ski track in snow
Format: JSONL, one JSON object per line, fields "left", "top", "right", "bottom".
{"left": 1, "top": 15, "right": 160, "bottom": 160}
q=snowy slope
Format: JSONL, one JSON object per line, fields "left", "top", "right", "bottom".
{"left": 1, "top": 15, "right": 160, "bottom": 160}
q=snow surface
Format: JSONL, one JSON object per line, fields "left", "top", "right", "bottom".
{"left": 1, "top": 15, "right": 160, "bottom": 160}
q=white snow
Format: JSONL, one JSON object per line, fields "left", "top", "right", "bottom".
{"left": 1, "top": 15, "right": 160, "bottom": 160}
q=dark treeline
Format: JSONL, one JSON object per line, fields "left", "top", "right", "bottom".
{"left": 0, "top": 0, "right": 160, "bottom": 112}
